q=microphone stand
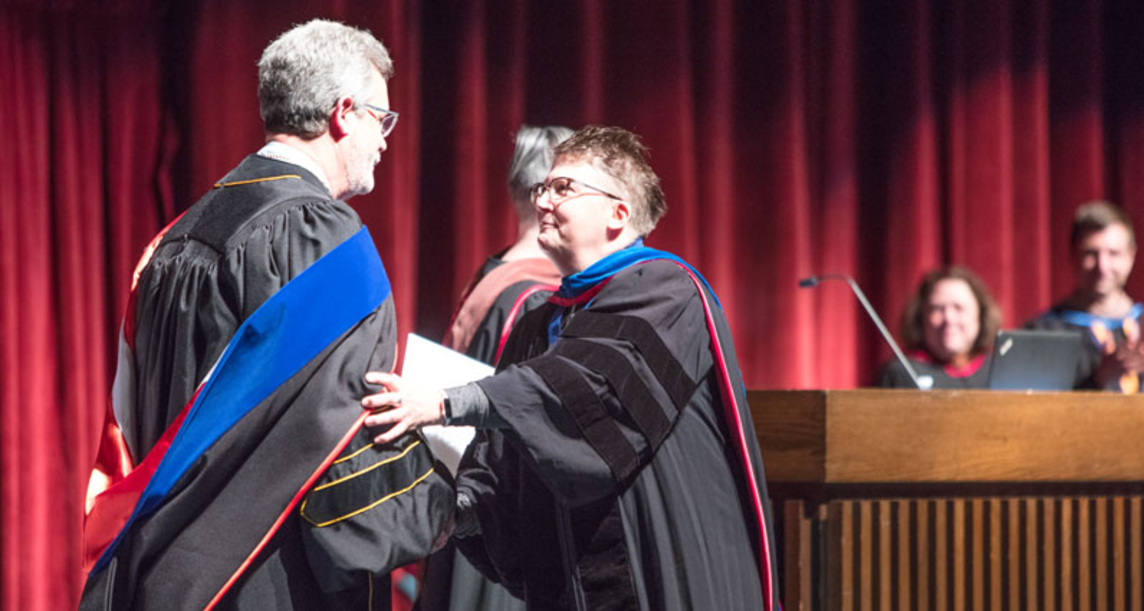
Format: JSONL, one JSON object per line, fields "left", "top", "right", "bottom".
{"left": 799, "top": 274, "right": 933, "bottom": 390}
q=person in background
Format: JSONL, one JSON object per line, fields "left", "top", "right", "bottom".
{"left": 1027, "top": 201, "right": 1144, "bottom": 392}
{"left": 879, "top": 266, "right": 1001, "bottom": 389}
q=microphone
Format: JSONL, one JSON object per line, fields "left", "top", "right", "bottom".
{"left": 799, "top": 274, "right": 933, "bottom": 390}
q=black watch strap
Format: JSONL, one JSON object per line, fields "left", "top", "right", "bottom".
{"left": 442, "top": 392, "right": 453, "bottom": 425}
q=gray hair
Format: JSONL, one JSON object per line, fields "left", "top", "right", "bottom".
{"left": 507, "top": 125, "right": 573, "bottom": 217}
{"left": 258, "top": 19, "right": 393, "bottom": 139}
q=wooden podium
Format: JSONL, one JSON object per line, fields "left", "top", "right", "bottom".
{"left": 749, "top": 390, "right": 1144, "bottom": 611}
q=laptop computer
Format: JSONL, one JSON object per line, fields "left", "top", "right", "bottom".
{"left": 986, "top": 329, "right": 1085, "bottom": 391}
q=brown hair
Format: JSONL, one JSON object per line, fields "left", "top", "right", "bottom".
{"left": 1070, "top": 201, "right": 1136, "bottom": 250}
{"left": 553, "top": 125, "right": 667, "bottom": 236}
{"left": 900, "top": 266, "right": 1002, "bottom": 359}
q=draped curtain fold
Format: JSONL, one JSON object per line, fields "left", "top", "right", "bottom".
{"left": 2, "top": 0, "right": 1143, "bottom": 608}
{"left": 0, "top": 4, "right": 169, "bottom": 609}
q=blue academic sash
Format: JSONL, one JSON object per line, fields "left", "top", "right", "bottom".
{"left": 92, "top": 227, "right": 389, "bottom": 572}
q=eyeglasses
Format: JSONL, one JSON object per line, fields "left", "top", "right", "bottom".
{"left": 530, "top": 176, "right": 623, "bottom": 208}
{"left": 362, "top": 103, "right": 399, "bottom": 138}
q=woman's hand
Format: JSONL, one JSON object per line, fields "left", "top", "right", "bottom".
{"left": 361, "top": 371, "right": 447, "bottom": 445}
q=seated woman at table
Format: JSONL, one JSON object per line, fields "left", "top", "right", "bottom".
{"left": 879, "top": 266, "right": 1001, "bottom": 389}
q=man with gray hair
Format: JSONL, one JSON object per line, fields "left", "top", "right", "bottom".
{"left": 80, "top": 19, "right": 451, "bottom": 610}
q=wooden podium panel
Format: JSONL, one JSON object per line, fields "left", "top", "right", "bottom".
{"left": 749, "top": 390, "right": 1144, "bottom": 611}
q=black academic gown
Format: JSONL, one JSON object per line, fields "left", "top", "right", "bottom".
{"left": 81, "top": 155, "right": 452, "bottom": 611}
{"left": 455, "top": 259, "right": 780, "bottom": 611}
{"left": 444, "top": 255, "right": 561, "bottom": 364}
{"left": 460, "top": 258, "right": 559, "bottom": 364}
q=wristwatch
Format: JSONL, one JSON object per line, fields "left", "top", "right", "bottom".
{"left": 442, "top": 392, "right": 453, "bottom": 425}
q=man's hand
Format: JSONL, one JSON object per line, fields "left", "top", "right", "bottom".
{"left": 1093, "top": 319, "right": 1144, "bottom": 392}
{"left": 1114, "top": 342, "right": 1144, "bottom": 371}
{"left": 1120, "top": 319, "right": 1144, "bottom": 374}
{"left": 362, "top": 371, "right": 447, "bottom": 445}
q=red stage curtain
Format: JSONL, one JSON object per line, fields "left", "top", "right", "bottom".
{"left": 4, "top": 1, "right": 1144, "bottom": 608}
{"left": 415, "top": 0, "right": 1144, "bottom": 388}
{"left": 0, "top": 3, "right": 171, "bottom": 610}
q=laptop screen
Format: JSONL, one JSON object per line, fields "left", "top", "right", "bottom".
{"left": 986, "top": 329, "right": 1085, "bottom": 391}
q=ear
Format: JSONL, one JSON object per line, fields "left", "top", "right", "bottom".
{"left": 327, "top": 96, "right": 356, "bottom": 141}
{"left": 606, "top": 200, "right": 631, "bottom": 231}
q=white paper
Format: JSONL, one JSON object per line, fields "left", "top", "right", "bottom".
{"left": 401, "top": 333, "right": 495, "bottom": 475}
